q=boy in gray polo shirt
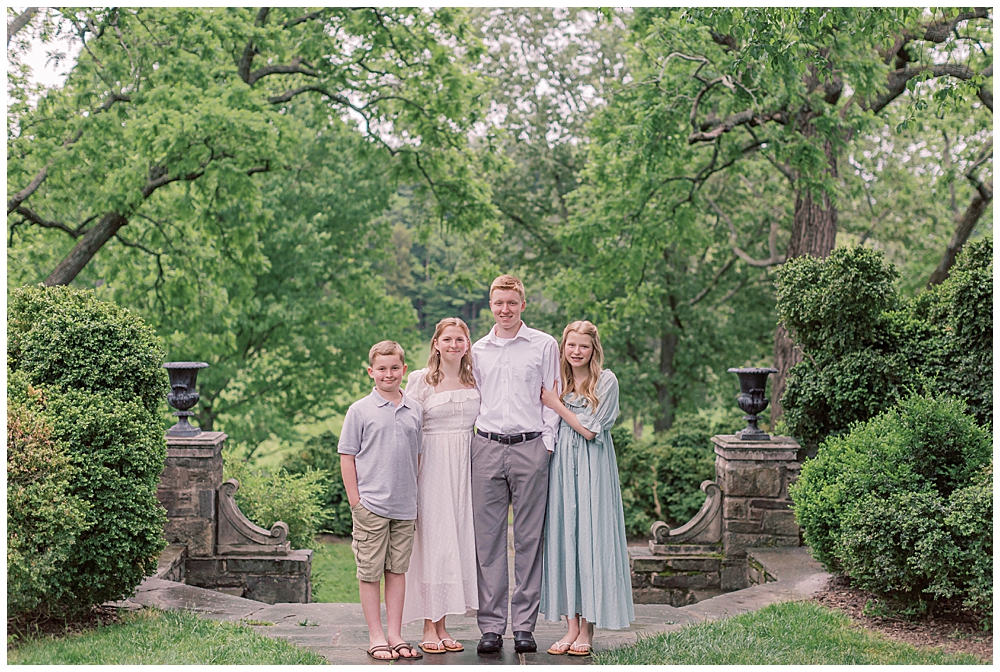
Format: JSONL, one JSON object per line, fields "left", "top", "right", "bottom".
{"left": 339, "top": 340, "right": 423, "bottom": 661}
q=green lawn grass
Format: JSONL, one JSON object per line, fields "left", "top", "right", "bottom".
{"left": 595, "top": 601, "right": 986, "bottom": 665}
{"left": 310, "top": 538, "right": 361, "bottom": 603}
{"left": 7, "top": 609, "right": 327, "bottom": 665}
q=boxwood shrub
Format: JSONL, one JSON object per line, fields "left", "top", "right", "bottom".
{"left": 777, "top": 240, "right": 992, "bottom": 447}
{"left": 7, "top": 372, "right": 89, "bottom": 617}
{"left": 790, "top": 395, "right": 991, "bottom": 622}
{"left": 8, "top": 285, "right": 168, "bottom": 616}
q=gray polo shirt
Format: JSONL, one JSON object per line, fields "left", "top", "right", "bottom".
{"left": 338, "top": 388, "right": 423, "bottom": 520}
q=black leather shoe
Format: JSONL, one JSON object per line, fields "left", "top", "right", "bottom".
{"left": 513, "top": 631, "right": 537, "bottom": 653}
{"left": 477, "top": 632, "right": 503, "bottom": 654}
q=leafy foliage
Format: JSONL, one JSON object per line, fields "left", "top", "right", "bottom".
{"left": 280, "top": 431, "right": 353, "bottom": 537}
{"left": 7, "top": 285, "right": 168, "bottom": 614}
{"left": 223, "top": 448, "right": 326, "bottom": 550}
{"left": 616, "top": 409, "right": 740, "bottom": 536}
{"left": 790, "top": 395, "right": 992, "bottom": 620}
{"left": 777, "top": 241, "right": 992, "bottom": 446}
{"left": 7, "top": 373, "right": 90, "bottom": 619}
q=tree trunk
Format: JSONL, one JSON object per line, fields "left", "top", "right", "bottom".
{"left": 653, "top": 328, "right": 679, "bottom": 433}
{"left": 927, "top": 185, "right": 992, "bottom": 287}
{"left": 772, "top": 139, "right": 839, "bottom": 420}
{"left": 43, "top": 211, "right": 128, "bottom": 286}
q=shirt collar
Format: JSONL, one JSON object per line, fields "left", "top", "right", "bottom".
{"left": 369, "top": 387, "right": 412, "bottom": 409}
{"left": 488, "top": 321, "right": 531, "bottom": 344}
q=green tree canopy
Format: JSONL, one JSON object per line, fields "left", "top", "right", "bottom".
{"left": 8, "top": 7, "right": 495, "bottom": 286}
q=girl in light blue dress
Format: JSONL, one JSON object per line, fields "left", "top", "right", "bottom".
{"left": 539, "top": 320, "right": 634, "bottom": 656}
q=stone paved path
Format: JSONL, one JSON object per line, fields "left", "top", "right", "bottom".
{"left": 124, "top": 545, "right": 828, "bottom": 665}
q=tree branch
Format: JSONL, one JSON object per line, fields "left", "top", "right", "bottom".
{"left": 7, "top": 92, "right": 130, "bottom": 214}
{"left": 688, "top": 255, "right": 736, "bottom": 306}
{"left": 883, "top": 8, "right": 991, "bottom": 65}
{"left": 282, "top": 10, "right": 322, "bottom": 28}
{"left": 7, "top": 7, "right": 37, "bottom": 46}
{"left": 13, "top": 206, "right": 88, "bottom": 237}
{"left": 706, "top": 196, "right": 786, "bottom": 267}
{"left": 247, "top": 56, "right": 318, "bottom": 86}
{"left": 237, "top": 7, "right": 270, "bottom": 84}
{"left": 927, "top": 140, "right": 993, "bottom": 286}
{"left": 688, "top": 108, "right": 788, "bottom": 144}
{"left": 868, "top": 64, "right": 989, "bottom": 114}
{"left": 927, "top": 183, "right": 992, "bottom": 287}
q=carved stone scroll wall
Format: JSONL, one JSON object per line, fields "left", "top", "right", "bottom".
{"left": 217, "top": 479, "right": 291, "bottom": 555}
{"left": 630, "top": 434, "right": 803, "bottom": 602}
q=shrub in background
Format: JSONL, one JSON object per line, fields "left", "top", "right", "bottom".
{"left": 223, "top": 447, "right": 326, "bottom": 550}
{"left": 281, "top": 431, "right": 353, "bottom": 537}
{"left": 776, "top": 240, "right": 992, "bottom": 447}
{"left": 790, "top": 396, "right": 991, "bottom": 621}
{"left": 7, "top": 372, "right": 89, "bottom": 618}
{"left": 8, "top": 286, "right": 168, "bottom": 615}
{"left": 617, "top": 410, "right": 739, "bottom": 537}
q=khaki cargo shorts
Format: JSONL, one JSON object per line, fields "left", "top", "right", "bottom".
{"left": 350, "top": 501, "right": 415, "bottom": 582}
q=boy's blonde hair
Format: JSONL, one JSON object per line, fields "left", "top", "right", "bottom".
{"left": 368, "top": 340, "right": 406, "bottom": 366}
{"left": 489, "top": 274, "right": 525, "bottom": 301}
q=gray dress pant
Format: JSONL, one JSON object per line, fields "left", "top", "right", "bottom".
{"left": 471, "top": 433, "right": 549, "bottom": 635}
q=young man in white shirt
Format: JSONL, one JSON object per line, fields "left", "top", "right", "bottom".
{"left": 470, "top": 274, "right": 560, "bottom": 655}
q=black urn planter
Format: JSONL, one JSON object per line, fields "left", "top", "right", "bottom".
{"left": 727, "top": 367, "right": 778, "bottom": 441}
{"left": 164, "top": 362, "right": 209, "bottom": 437}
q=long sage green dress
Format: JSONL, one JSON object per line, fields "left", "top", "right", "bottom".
{"left": 539, "top": 369, "right": 635, "bottom": 630}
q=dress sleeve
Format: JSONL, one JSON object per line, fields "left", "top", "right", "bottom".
{"left": 404, "top": 369, "right": 430, "bottom": 404}
{"left": 576, "top": 370, "right": 620, "bottom": 443}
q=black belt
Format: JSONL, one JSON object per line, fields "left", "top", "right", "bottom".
{"left": 476, "top": 430, "right": 542, "bottom": 445}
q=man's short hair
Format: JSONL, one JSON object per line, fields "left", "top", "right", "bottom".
{"left": 489, "top": 274, "right": 525, "bottom": 302}
{"left": 368, "top": 340, "right": 406, "bottom": 366}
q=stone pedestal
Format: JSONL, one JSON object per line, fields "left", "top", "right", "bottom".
{"left": 157, "top": 432, "right": 227, "bottom": 557}
{"left": 712, "top": 434, "right": 802, "bottom": 589}
{"left": 155, "top": 430, "right": 312, "bottom": 603}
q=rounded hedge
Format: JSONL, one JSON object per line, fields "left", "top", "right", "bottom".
{"left": 790, "top": 395, "right": 992, "bottom": 619}
{"left": 8, "top": 285, "right": 169, "bottom": 615}
{"left": 776, "top": 240, "right": 992, "bottom": 446}
{"left": 7, "top": 372, "right": 89, "bottom": 618}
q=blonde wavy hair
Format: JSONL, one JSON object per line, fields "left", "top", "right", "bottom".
{"left": 425, "top": 317, "right": 476, "bottom": 387}
{"left": 560, "top": 320, "right": 604, "bottom": 410}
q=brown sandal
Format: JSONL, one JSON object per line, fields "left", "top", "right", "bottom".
{"left": 366, "top": 644, "right": 397, "bottom": 661}
{"left": 392, "top": 642, "right": 424, "bottom": 659}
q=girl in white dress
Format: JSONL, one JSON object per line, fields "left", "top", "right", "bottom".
{"left": 402, "top": 318, "right": 480, "bottom": 653}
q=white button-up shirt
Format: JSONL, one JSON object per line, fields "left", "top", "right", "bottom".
{"left": 472, "top": 322, "right": 561, "bottom": 452}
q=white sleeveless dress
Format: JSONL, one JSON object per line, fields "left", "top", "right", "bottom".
{"left": 402, "top": 369, "right": 480, "bottom": 624}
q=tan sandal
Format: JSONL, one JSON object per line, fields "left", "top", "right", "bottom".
{"left": 419, "top": 639, "right": 447, "bottom": 654}
{"left": 568, "top": 643, "right": 593, "bottom": 656}
{"left": 441, "top": 637, "right": 464, "bottom": 652}
{"left": 547, "top": 640, "right": 574, "bottom": 655}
